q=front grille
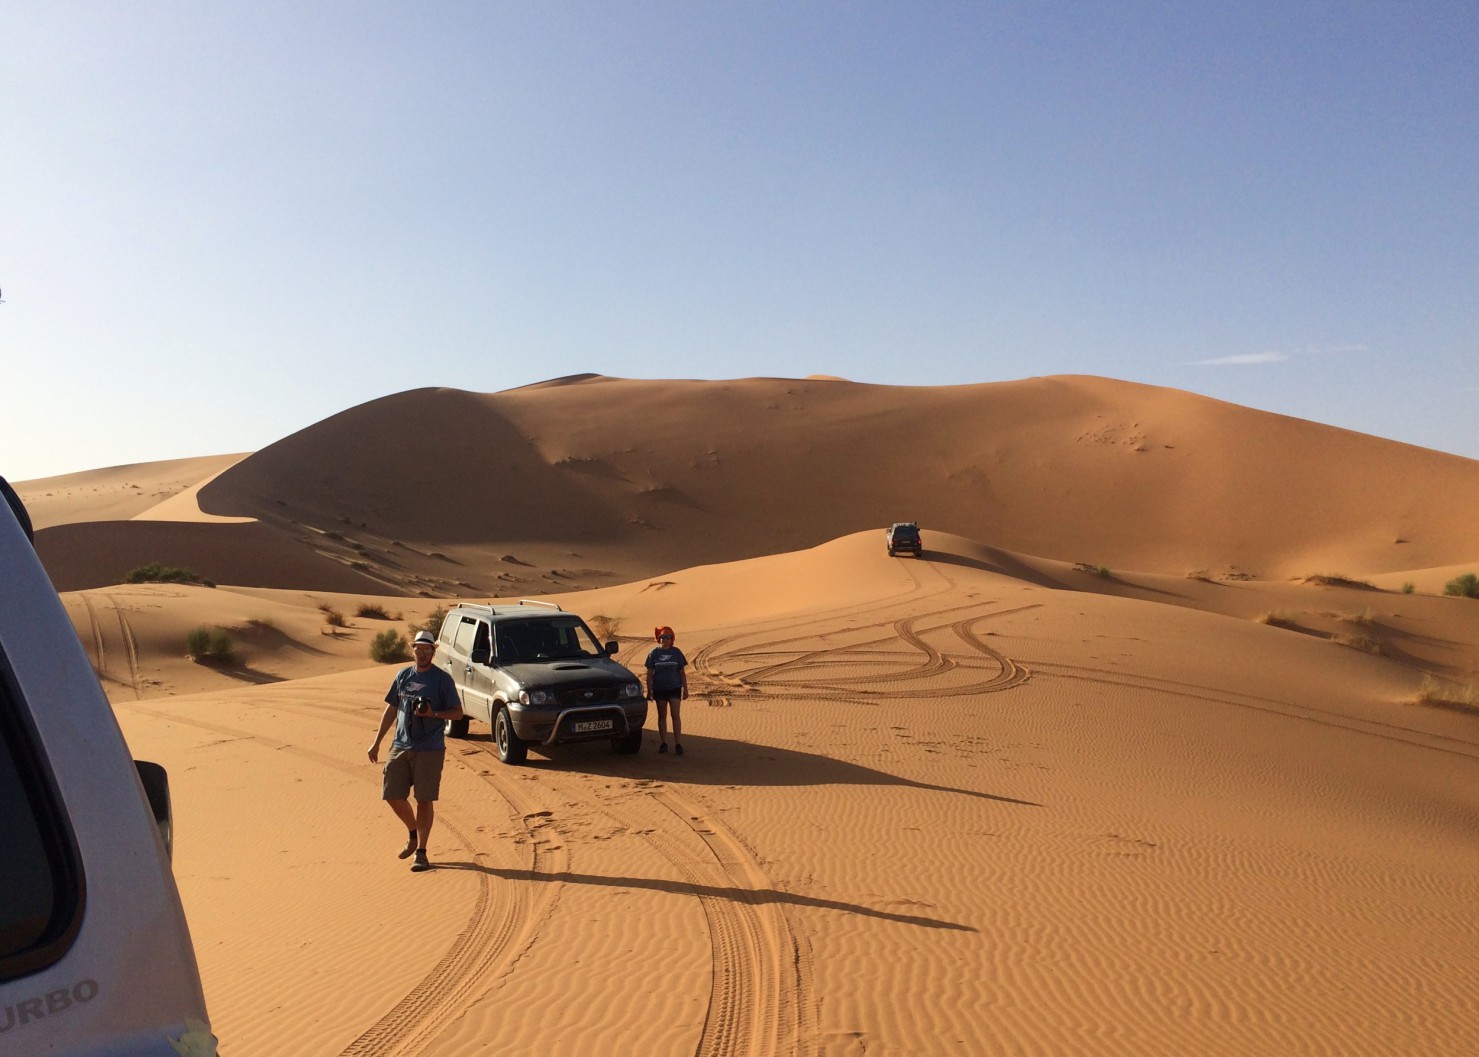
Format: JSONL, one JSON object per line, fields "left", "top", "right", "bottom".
{"left": 556, "top": 686, "right": 619, "bottom": 707}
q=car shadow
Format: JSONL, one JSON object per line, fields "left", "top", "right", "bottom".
{"left": 454, "top": 730, "right": 1040, "bottom": 807}
{"left": 430, "top": 860, "right": 976, "bottom": 932}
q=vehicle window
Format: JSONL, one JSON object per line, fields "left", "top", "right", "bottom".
{"left": 496, "top": 618, "right": 603, "bottom": 662}
{"left": 0, "top": 651, "right": 84, "bottom": 981}
{"left": 452, "top": 616, "right": 479, "bottom": 656}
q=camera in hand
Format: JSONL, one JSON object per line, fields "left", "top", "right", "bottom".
{"left": 409, "top": 695, "right": 431, "bottom": 716}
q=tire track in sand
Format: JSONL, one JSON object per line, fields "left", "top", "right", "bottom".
{"left": 107, "top": 593, "right": 143, "bottom": 700}
{"left": 124, "top": 700, "right": 565, "bottom": 1057}
{"left": 526, "top": 763, "right": 816, "bottom": 1057}
{"left": 78, "top": 592, "right": 108, "bottom": 680}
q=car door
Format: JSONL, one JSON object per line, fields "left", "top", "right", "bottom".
{"left": 444, "top": 615, "right": 493, "bottom": 724}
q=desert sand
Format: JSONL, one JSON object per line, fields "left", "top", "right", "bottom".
{"left": 20, "top": 375, "right": 1479, "bottom": 1056}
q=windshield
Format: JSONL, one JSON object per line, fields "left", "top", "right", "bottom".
{"left": 493, "top": 617, "right": 605, "bottom": 663}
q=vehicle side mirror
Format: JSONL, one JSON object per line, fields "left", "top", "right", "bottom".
{"left": 135, "top": 760, "right": 173, "bottom": 861}
{"left": 470, "top": 647, "right": 491, "bottom": 665}
{"left": 605, "top": 641, "right": 619, "bottom": 656}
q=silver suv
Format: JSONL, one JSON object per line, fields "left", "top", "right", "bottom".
{"left": 0, "top": 477, "right": 213, "bottom": 1055}
{"left": 434, "top": 602, "right": 647, "bottom": 764}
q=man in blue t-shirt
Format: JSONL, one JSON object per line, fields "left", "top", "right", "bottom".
{"left": 644, "top": 625, "right": 689, "bottom": 756}
{"left": 367, "top": 630, "right": 464, "bottom": 872}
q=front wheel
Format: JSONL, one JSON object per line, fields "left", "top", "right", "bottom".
{"left": 612, "top": 729, "right": 643, "bottom": 755}
{"left": 446, "top": 717, "right": 471, "bottom": 738}
{"left": 494, "top": 707, "right": 528, "bottom": 764}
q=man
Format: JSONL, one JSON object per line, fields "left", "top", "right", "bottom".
{"left": 368, "top": 629, "right": 463, "bottom": 872}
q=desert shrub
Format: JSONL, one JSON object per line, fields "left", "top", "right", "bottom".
{"left": 124, "top": 563, "right": 214, "bottom": 587}
{"left": 185, "top": 626, "right": 234, "bottom": 664}
{"left": 355, "top": 603, "right": 398, "bottom": 620}
{"left": 1302, "top": 573, "right": 1374, "bottom": 589}
{"left": 1333, "top": 634, "right": 1382, "bottom": 655}
{"left": 1401, "top": 583, "right": 1415, "bottom": 594}
{"left": 588, "top": 614, "right": 623, "bottom": 641}
{"left": 411, "top": 605, "right": 446, "bottom": 637}
{"left": 1255, "top": 611, "right": 1299, "bottom": 630}
{"left": 370, "top": 629, "right": 410, "bottom": 663}
{"left": 319, "top": 604, "right": 348, "bottom": 628}
{"left": 1443, "top": 573, "right": 1479, "bottom": 599}
{"left": 1095, "top": 566, "right": 1111, "bottom": 579}
{"left": 1415, "top": 675, "right": 1477, "bottom": 712}
{"left": 245, "top": 616, "right": 276, "bottom": 630}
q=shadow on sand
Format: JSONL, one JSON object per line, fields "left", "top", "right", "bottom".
{"left": 454, "top": 730, "right": 1040, "bottom": 807}
{"left": 431, "top": 859, "right": 976, "bottom": 932}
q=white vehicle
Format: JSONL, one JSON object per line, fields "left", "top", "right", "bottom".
{"left": 0, "top": 478, "right": 214, "bottom": 1056}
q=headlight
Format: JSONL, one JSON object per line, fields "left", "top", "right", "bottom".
{"left": 519, "top": 689, "right": 556, "bottom": 706}
{"left": 619, "top": 683, "right": 642, "bottom": 699}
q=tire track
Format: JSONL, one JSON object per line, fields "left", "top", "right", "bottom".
{"left": 124, "top": 700, "right": 567, "bottom": 1057}
{"left": 79, "top": 592, "right": 108, "bottom": 681}
{"left": 524, "top": 762, "right": 815, "bottom": 1057}
{"left": 109, "top": 593, "right": 143, "bottom": 700}
{"left": 698, "top": 603, "right": 1038, "bottom": 703}
{"left": 651, "top": 789, "right": 811, "bottom": 1057}
{"left": 1026, "top": 659, "right": 1479, "bottom": 760}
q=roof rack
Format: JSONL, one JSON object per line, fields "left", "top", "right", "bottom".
{"left": 516, "top": 599, "right": 563, "bottom": 611}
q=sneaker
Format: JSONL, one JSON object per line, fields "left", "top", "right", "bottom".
{"left": 675, "top": 743, "right": 684, "bottom": 756}
{"left": 657, "top": 742, "right": 668, "bottom": 754}
{"left": 397, "top": 834, "right": 417, "bottom": 860}
{"left": 410, "top": 849, "right": 431, "bottom": 872}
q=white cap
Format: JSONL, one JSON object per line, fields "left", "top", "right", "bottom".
{"left": 412, "top": 630, "right": 436, "bottom": 646}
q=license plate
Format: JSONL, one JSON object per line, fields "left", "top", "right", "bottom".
{"left": 572, "top": 719, "right": 614, "bottom": 733}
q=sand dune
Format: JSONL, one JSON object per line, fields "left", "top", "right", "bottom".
{"left": 30, "top": 375, "right": 1479, "bottom": 597}
{"left": 17, "top": 374, "right": 1479, "bottom": 1055}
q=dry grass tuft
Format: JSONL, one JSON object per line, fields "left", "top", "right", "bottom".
{"left": 1255, "top": 611, "right": 1300, "bottom": 630}
{"left": 1300, "top": 573, "right": 1376, "bottom": 590}
{"left": 1413, "top": 675, "right": 1478, "bottom": 715}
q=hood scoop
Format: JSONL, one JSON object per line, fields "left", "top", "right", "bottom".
{"left": 553, "top": 664, "right": 591, "bottom": 671}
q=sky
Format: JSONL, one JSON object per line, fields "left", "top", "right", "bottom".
{"left": 3, "top": 1, "right": 1477, "bottom": 482}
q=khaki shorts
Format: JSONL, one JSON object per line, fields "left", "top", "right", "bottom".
{"left": 382, "top": 747, "right": 445, "bottom": 802}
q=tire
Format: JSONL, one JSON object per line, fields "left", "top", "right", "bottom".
{"left": 494, "top": 707, "right": 528, "bottom": 764}
{"left": 887, "top": 547, "right": 895, "bottom": 556}
{"left": 612, "top": 729, "right": 643, "bottom": 755}
{"left": 445, "top": 717, "right": 471, "bottom": 738}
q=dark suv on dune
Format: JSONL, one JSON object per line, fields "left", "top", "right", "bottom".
{"left": 434, "top": 601, "right": 647, "bottom": 764}
{"left": 886, "top": 522, "right": 923, "bottom": 557}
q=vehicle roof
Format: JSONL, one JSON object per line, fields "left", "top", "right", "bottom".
{"left": 447, "top": 602, "right": 576, "bottom": 623}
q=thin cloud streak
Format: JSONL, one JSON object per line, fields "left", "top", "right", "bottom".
{"left": 1184, "top": 351, "right": 1289, "bottom": 367}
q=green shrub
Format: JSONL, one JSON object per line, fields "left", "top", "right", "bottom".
{"left": 124, "top": 563, "right": 214, "bottom": 587}
{"left": 1443, "top": 573, "right": 1479, "bottom": 599}
{"left": 370, "top": 629, "right": 410, "bottom": 663}
{"left": 355, "top": 603, "right": 397, "bottom": 620}
{"left": 185, "top": 626, "right": 234, "bottom": 664}
{"left": 319, "top": 604, "right": 348, "bottom": 627}
{"left": 1401, "top": 582, "right": 1415, "bottom": 594}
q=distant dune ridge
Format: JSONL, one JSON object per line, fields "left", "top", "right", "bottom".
{"left": 15, "top": 374, "right": 1479, "bottom": 1056}
{"left": 28, "top": 374, "right": 1479, "bottom": 595}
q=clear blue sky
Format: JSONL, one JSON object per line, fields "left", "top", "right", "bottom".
{"left": 4, "top": 2, "right": 1476, "bottom": 482}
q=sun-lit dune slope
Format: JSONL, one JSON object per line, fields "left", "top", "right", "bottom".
{"left": 15, "top": 453, "right": 244, "bottom": 529}
{"left": 36, "top": 375, "right": 1479, "bottom": 594}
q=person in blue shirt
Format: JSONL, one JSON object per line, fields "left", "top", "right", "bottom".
{"left": 644, "top": 625, "right": 689, "bottom": 755}
{"left": 367, "top": 630, "right": 464, "bottom": 871}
